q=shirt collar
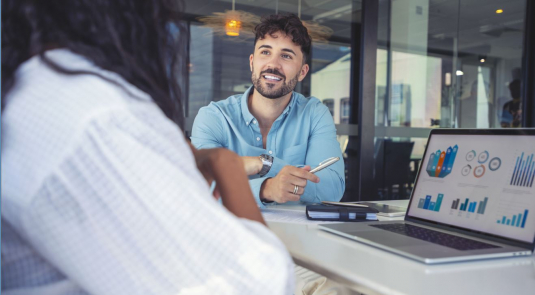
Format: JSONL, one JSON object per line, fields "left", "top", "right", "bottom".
{"left": 240, "top": 86, "right": 256, "bottom": 125}
{"left": 240, "top": 86, "right": 298, "bottom": 125}
{"left": 281, "top": 92, "right": 297, "bottom": 116}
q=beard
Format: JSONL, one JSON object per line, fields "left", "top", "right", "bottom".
{"left": 251, "top": 67, "right": 299, "bottom": 99}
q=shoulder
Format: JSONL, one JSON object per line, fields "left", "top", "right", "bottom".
{"left": 2, "top": 49, "right": 168, "bottom": 151}
{"left": 293, "top": 93, "right": 329, "bottom": 117}
{"left": 1, "top": 49, "right": 167, "bottom": 178}
{"left": 197, "top": 94, "right": 242, "bottom": 116}
{"left": 195, "top": 94, "right": 245, "bottom": 127}
{"left": 5, "top": 49, "right": 152, "bottom": 119}
{"left": 2, "top": 51, "right": 157, "bottom": 156}
{"left": 2, "top": 55, "right": 177, "bottom": 224}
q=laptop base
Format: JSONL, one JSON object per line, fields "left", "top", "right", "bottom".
{"left": 320, "top": 221, "right": 532, "bottom": 264}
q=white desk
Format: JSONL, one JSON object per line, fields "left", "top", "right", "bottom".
{"left": 266, "top": 201, "right": 535, "bottom": 295}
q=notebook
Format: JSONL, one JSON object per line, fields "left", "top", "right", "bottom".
{"left": 320, "top": 129, "right": 535, "bottom": 264}
{"left": 306, "top": 203, "right": 378, "bottom": 221}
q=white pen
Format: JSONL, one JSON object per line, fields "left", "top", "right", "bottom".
{"left": 310, "top": 157, "right": 340, "bottom": 174}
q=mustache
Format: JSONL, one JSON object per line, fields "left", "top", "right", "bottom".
{"left": 260, "top": 68, "right": 286, "bottom": 80}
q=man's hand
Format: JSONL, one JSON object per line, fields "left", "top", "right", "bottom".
{"left": 260, "top": 165, "right": 320, "bottom": 203}
{"left": 242, "top": 156, "right": 263, "bottom": 175}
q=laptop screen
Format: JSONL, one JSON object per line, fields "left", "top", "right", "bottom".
{"left": 407, "top": 132, "right": 535, "bottom": 244}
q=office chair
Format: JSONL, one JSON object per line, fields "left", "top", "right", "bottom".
{"left": 374, "top": 139, "right": 415, "bottom": 199}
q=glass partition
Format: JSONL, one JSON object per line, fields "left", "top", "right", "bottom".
{"left": 374, "top": 0, "right": 527, "bottom": 199}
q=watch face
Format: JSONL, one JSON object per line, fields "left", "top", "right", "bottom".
{"left": 260, "top": 154, "right": 273, "bottom": 163}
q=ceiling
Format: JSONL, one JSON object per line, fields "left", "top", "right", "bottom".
{"left": 381, "top": 0, "right": 526, "bottom": 59}
{"left": 184, "top": 0, "right": 527, "bottom": 59}
{"left": 184, "top": 0, "right": 359, "bottom": 40}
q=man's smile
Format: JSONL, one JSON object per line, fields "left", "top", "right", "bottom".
{"left": 260, "top": 68, "right": 286, "bottom": 84}
{"left": 263, "top": 74, "right": 283, "bottom": 82}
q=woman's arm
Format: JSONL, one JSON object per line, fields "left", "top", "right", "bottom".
{"left": 189, "top": 143, "right": 266, "bottom": 225}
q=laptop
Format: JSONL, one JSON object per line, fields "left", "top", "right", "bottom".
{"left": 320, "top": 129, "right": 535, "bottom": 264}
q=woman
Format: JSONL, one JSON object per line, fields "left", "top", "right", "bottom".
{"left": 1, "top": 1, "right": 294, "bottom": 294}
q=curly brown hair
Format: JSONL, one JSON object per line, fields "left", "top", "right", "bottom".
{"left": 253, "top": 14, "right": 311, "bottom": 63}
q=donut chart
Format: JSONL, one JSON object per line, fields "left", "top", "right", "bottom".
{"left": 462, "top": 149, "right": 501, "bottom": 178}
{"left": 461, "top": 165, "right": 472, "bottom": 176}
{"left": 478, "top": 151, "right": 489, "bottom": 163}
{"left": 473, "top": 165, "right": 486, "bottom": 178}
{"left": 466, "top": 150, "right": 476, "bottom": 161}
{"left": 489, "top": 157, "right": 501, "bottom": 171}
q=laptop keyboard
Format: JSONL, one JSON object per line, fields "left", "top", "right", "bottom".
{"left": 369, "top": 223, "right": 501, "bottom": 251}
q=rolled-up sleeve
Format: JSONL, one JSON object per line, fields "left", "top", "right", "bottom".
{"left": 298, "top": 104, "right": 345, "bottom": 203}
{"left": 252, "top": 105, "right": 345, "bottom": 205}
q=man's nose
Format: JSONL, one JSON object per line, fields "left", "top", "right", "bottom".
{"left": 265, "top": 54, "right": 282, "bottom": 68}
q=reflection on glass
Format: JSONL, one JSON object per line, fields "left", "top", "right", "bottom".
{"left": 310, "top": 43, "right": 352, "bottom": 155}
{"left": 373, "top": 0, "right": 527, "bottom": 199}
{"left": 188, "top": 25, "right": 216, "bottom": 120}
{"left": 322, "top": 98, "right": 335, "bottom": 117}
{"left": 311, "top": 44, "right": 351, "bottom": 125}
{"left": 376, "top": 0, "right": 525, "bottom": 130}
{"left": 340, "top": 97, "right": 350, "bottom": 124}
{"left": 501, "top": 77, "right": 522, "bottom": 127}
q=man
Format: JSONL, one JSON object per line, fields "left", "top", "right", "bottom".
{"left": 501, "top": 79, "right": 522, "bottom": 128}
{"left": 191, "top": 14, "right": 345, "bottom": 206}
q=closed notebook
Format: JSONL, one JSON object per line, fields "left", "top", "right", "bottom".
{"left": 306, "top": 204, "right": 379, "bottom": 222}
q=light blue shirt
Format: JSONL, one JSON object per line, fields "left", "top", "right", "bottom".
{"left": 191, "top": 87, "right": 345, "bottom": 207}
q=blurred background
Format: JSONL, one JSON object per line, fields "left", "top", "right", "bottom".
{"left": 179, "top": 0, "right": 535, "bottom": 201}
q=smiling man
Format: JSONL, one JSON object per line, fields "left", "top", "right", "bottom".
{"left": 191, "top": 14, "right": 345, "bottom": 206}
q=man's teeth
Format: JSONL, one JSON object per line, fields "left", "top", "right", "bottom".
{"left": 264, "top": 75, "right": 282, "bottom": 81}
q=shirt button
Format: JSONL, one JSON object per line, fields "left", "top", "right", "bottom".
{"left": 268, "top": 150, "right": 273, "bottom": 155}
{"left": 253, "top": 120, "right": 257, "bottom": 124}
{"left": 246, "top": 122, "right": 250, "bottom": 125}
{"left": 256, "top": 137, "right": 260, "bottom": 141}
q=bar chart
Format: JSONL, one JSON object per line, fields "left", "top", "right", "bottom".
{"left": 496, "top": 209, "right": 529, "bottom": 228}
{"left": 426, "top": 145, "right": 458, "bottom": 178}
{"left": 417, "top": 193, "right": 444, "bottom": 212}
{"left": 510, "top": 152, "right": 535, "bottom": 188}
{"left": 451, "top": 197, "right": 488, "bottom": 214}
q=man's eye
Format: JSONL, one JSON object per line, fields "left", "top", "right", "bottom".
{"left": 282, "top": 54, "right": 292, "bottom": 59}
{"left": 260, "top": 50, "right": 270, "bottom": 55}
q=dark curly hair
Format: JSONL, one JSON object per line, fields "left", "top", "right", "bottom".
{"left": 1, "top": 0, "right": 187, "bottom": 128}
{"left": 253, "top": 14, "right": 311, "bottom": 63}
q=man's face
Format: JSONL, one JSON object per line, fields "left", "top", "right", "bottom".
{"left": 250, "top": 31, "right": 309, "bottom": 99}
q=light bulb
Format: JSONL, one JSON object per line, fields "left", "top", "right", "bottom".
{"left": 225, "top": 19, "right": 241, "bottom": 36}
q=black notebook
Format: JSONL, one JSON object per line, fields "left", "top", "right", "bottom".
{"left": 306, "top": 204, "right": 379, "bottom": 222}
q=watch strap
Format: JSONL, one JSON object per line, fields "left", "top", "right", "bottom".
{"left": 258, "top": 154, "right": 273, "bottom": 177}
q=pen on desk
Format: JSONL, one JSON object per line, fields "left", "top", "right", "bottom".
{"left": 310, "top": 157, "right": 340, "bottom": 174}
{"left": 321, "top": 201, "right": 369, "bottom": 208}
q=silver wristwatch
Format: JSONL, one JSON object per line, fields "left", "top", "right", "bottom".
{"left": 258, "top": 154, "right": 274, "bottom": 177}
